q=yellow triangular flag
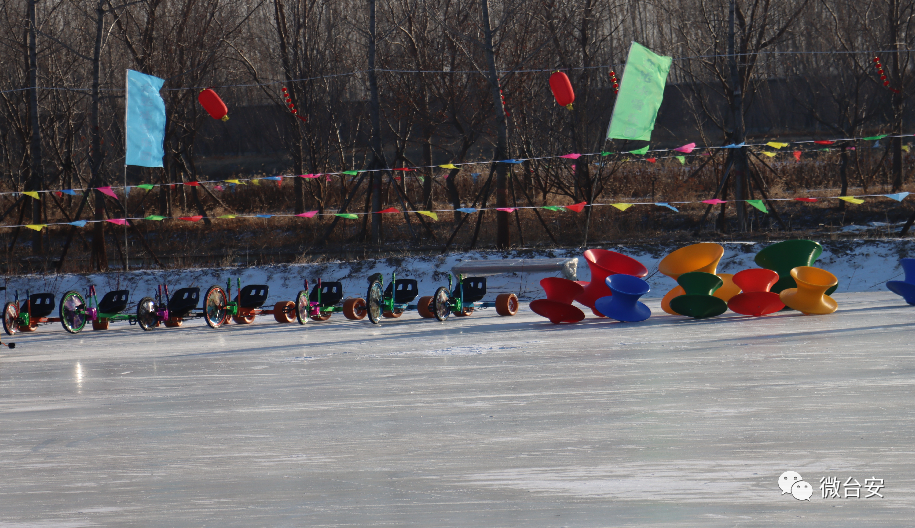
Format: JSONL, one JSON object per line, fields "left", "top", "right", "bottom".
{"left": 612, "top": 203, "right": 634, "bottom": 211}
{"left": 439, "top": 164, "right": 458, "bottom": 170}
{"left": 416, "top": 211, "right": 438, "bottom": 221}
{"left": 903, "top": 145, "right": 911, "bottom": 153}
{"left": 250, "top": 179, "right": 260, "bottom": 185}
{"left": 23, "top": 191, "right": 40, "bottom": 199}
{"left": 25, "top": 224, "right": 46, "bottom": 231}
{"left": 218, "top": 214, "right": 236, "bottom": 219}
{"left": 838, "top": 196, "right": 865, "bottom": 204}
{"left": 767, "top": 142, "right": 788, "bottom": 149}
{"left": 226, "top": 179, "right": 245, "bottom": 185}
{"left": 762, "top": 151, "right": 777, "bottom": 158}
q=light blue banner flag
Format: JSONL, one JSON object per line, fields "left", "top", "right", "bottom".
{"left": 125, "top": 70, "right": 165, "bottom": 167}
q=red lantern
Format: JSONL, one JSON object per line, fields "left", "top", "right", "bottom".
{"left": 549, "top": 71, "right": 575, "bottom": 109}
{"left": 198, "top": 88, "right": 229, "bottom": 121}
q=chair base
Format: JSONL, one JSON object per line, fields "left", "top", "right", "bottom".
{"left": 779, "top": 289, "right": 838, "bottom": 315}
{"left": 669, "top": 295, "right": 728, "bottom": 319}
{"left": 728, "top": 292, "right": 785, "bottom": 317}
{"left": 594, "top": 297, "right": 651, "bottom": 322}
{"left": 529, "top": 300, "right": 586, "bottom": 324}
{"left": 887, "top": 281, "right": 915, "bottom": 305}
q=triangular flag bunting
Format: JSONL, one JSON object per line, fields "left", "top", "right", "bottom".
{"left": 762, "top": 151, "right": 777, "bottom": 157}
{"left": 416, "top": 211, "right": 438, "bottom": 220}
{"left": 541, "top": 206, "right": 565, "bottom": 212}
{"left": 214, "top": 185, "right": 224, "bottom": 191}
{"left": 69, "top": 220, "right": 88, "bottom": 227}
{"left": 747, "top": 200, "right": 768, "bottom": 213}
{"left": 256, "top": 214, "right": 272, "bottom": 218}
{"left": 263, "top": 176, "right": 282, "bottom": 181}
{"left": 439, "top": 163, "right": 458, "bottom": 169}
{"left": 496, "top": 207, "right": 516, "bottom": 213}
{"left": 565, "top": 202, "right": 587, "bottom": 213}
{"left": 23, "top": 191, "right": 40, "bottom": 199}
{"left": 767, "top": 142, "right": 788, "bottom": 149}
{"left": 136, "top": 184, "right": 155, "bottom": 190}
{"left": 250, "top": 179, "right": 261, "bottom": 185}
{"left": 106, "top": 219, "right": 128, "bottom": 225}
{"left": 62, "top": 189, "right": 78, "bottom": 195}
{"left": 702, "top": 199, "right": 727, "bottom": 205}
{"left": 862, "top": 135, "right": 887, "bottom": 141}
{"left": 218, "top": 215, "right": 236, "bottom": 219}
{"left": 885, "top": 192, "right": 910, "bottom": 202}
{"left": 646, "top": 158, "right": 656, "bottom": 163}
{"left": 342, "top": 170, "right": 359, "bottom": 176}
{"left": 793, "top": 151, "right": 802, "bottom": 161}
{"left": 456, "top": 208, "right": 477, "bottom": 214}
{"left": 629, "top": 146, "right": 649, "bottom": 156}
{"left": 377, "top": 207, "right": 399, "bottom": 214}
{"left": 601, "top": 151, "right": 613, "bottom": 157}
{"left": 814, "top": 140, "right": 834, "bottom": 145}
{"left": 674, "top": 143, "right": 695, "bottom": 154}
{"left": 25, "top": 224, "right": 46, "bottom": 231}
{"left": 500, "top": 159, "right": 523, "bottom": 164}
{"left": 97, "top": 186, "right": 118, "bottom": 198}
{"left": 676, "top": 156, "right": 686, "bottom": 165}
{"left": 723, "top": 142, "right": 745, "bottom": 149}
{"left": 184, "top": 181, "right": 200, "bottom": 186}
{"left": 656, "top": 202, "right": 678, "bottom": 212}
{"left": 296, "top": 211, "right": 318, "bottom": 218}
{"left": 144, "top": 215, "right": 165, "bottom": 221}
{"left": 560, "top": 153, "right": 581, "bottom": 159}
{"left": 838, "top": 196, "right": 865, "bottom": 204}
{"left": 179, "top": 215, "right": 204, "bottom": 222}
{"left": 336, "top": 213, "right": 359, "bottom": 219}
{"left": 795, "top": 197, "right": 818, "bottom": 203}
{"left": 612, "top": 203, "right": 633, "bottom": 211}
{"left": 226, "top": 179, "right": 243, "bottom": 185}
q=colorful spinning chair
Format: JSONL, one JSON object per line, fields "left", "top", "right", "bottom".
{"left": 575, "top": 249, "right": 648, "bottom": 316}
{"left": 594, "top": 274, "right": 651, "bottom": 322}
{"left": 669, "top": 272, "right": 729, "bottom": 319}
{"left": 727, "top": 268, "right": 785, "bottom": 316}
{"left": 714, "top": 273, "right": 742, "bottom": 302}
{"left": 755, "top": 239, "right": 836, "bottom": 295}
{"left": 658, "top": 243, "right": 725, "bottom": 315}
{"left": 530, "top": 278, "right": 586, "bottom": 324}
{"left": 779, "top": 266, "right": 838, "bottom": 315}
{"left": 886, "top": 258, "right": 915, "bottom": 305}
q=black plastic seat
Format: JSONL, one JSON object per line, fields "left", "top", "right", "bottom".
{"left": 98, "top": 290, "right": 130, "bottom": 315}
{"left": 310, "top": 282, "right": 344, "bottom": 306}
{"left": 237, "top": 285, "right": 269, "bottom": 309}
{"left": 454, "top": 277, "right": 487, "bottom": 304}
{"left": 23, "top": 293, "right": 55, "bottom": 319}
{"left": 168, "top": 287, "right": 200, "bottom": 316}
{"left": 385, "top": 279, "right": 418, "bottom": 304}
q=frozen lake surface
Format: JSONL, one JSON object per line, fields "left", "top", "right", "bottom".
{"left": 2, "top": 292, "right": 914, "bottom": 526}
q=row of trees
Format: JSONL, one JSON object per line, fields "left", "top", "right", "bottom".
{"left": 1, "top": 0, "right": 914, "bottom": 269}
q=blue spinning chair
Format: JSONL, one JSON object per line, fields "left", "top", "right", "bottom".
{"left": 594, "top": 274, "right": 651, "bottom": 322}
{"left": 887, "top": 258, "right": 915, "bottom": 305}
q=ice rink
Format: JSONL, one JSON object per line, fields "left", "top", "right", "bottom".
{"left": 2, "top": 292, "right": 914, "bottom": 526}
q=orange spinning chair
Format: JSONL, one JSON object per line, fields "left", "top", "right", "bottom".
{"left": 779, "top": 266, "right": 838, "bottom": 315}
{"left": 575, "top": 249, "right": 648, "bottom": 316}
{"left": 658, "top": 243, "right": 725, "bottom": 314}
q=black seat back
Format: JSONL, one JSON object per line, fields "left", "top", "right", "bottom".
{"left": 24, "top": 293, "right": 55, "bottom": 319}
{"left": 385, "top": 279, "right": 418, "bottom": 304}
{"left": 310, "top": 282, "right": 344, "bottom": 306}
{"left": 168, "top": 287, "right": 200, "bottom": 316}
{"left": 98, "top": 290, "right": 130, "bottom": 315}
{"left": 454, "top": 277, "right": 487, "bottom": 304}
{"left": 237, "top": 285, "right": 269, "bottom": 309}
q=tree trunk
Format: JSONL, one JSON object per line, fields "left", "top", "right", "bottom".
{"left": 27, "top": 0, "right": 42, "bottom": 254}
{"left": 480, "top": 0, "right": 509, "bottom": 249}
{"left": 367, "top": 0, "right": 386, "bottom": 244}
{"left": 728, "top": 0, "right": 748, "bottom": 232}
{"left": 90, "top": 2, "right": 107, "bottom": 270}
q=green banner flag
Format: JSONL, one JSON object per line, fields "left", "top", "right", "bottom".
{"left": 607, "top": 42, "right": 672, "bottom": 142}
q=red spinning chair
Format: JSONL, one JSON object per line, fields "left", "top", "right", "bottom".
{"left": 727, "top": 268, "right": 785, "bottom": 316}
{"left": 574, "top": 249, "right": 648, "bottom": 316}
{"left": 530, "top": 278, "right": 586, "bottom": 324}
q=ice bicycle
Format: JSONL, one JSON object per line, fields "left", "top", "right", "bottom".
{"left": 58, "top": 286, "right": 133, "bottom": 333}
{"left": 364, "top": 272, "right": 429, "bottom": 324}
{"left": 3, "top": 290, "right": 60, "bottom": 335}
{"left": 293, "top": 278, "right": 368, "bottom": 323}
{"left": 430, "top": 273, "right": 519, "bottom": 321}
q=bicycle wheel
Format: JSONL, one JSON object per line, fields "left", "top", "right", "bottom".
{"left": 204, "top": 285, "right": 229, "bottom": 328}
{"left": 136, "top": 297, "right": 158, "bottom": 331}
{"left": 433, "top": 287, "right": 451, "bottom": 322}
{"left": 3, "top": 302, "right": 19, "bottom": 335}
{"left": 294, "top": 290, "right": 309, "bottom": 325}
{"left": 59, "top": 291, "right": 88, "bottom": 334}
{"left": 366, "top": 279, "right": 383, "bottom": 324}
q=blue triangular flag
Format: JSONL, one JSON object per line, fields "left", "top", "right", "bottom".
{"left": 885, "top": 192, "right": 910, "bottom": 202}
{"left": 456, "top": 208, "right": 477, "bottom": 214}
{"left": 69, "top": 220, "right": 88, "bottom": 227}
{"left": 256, "top": 214, "right": 272, "bottom": 218}
{"left": 499, "top": 159, "right": 523, "bottom": 164}
{"left": 655, "top": 202, "right": 679, "bottom": 212}
{"left": 263, "top": 176, "right": 282, "bottom": 181}
{"left": 61, "top": 189, "right": 78, "bottom": 196}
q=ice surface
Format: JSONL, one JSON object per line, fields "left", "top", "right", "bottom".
{"left": 2, "top": 289, "right": 914, "bottom": 526}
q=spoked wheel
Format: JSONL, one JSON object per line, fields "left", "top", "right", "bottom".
{"left": 343, "top": 298, "right": 367, "bottom": 320}
{"left": 294, "top": 291, "right": 309, "bottom": 325}
{"left": 204, "top": 285, "right": 229, "bottom": 328}
{"left": 3, "top": 302, "right": 20, "bottom": 335}
{"left": 273, "top": 301, "right": 296, "bottom": 323}
{"left": 495, "top": 293, "right": 519, "bottom": 316}
{"left": 367, "top": 279, "right": 384, "bottom": 325}
{"left": 432, "top": 287, "right": 451, "bottom": 322}
{"left": 136, "top": 297, "right": 158, "bottom": 331}
{"left": 59, "top": 290, "right": 88, "bottom": 334}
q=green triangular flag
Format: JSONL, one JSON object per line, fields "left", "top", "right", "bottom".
{"left": 629, "top": 146, "right": 649, "bottom": 156}
{"left": 862, "top": 135, "right": 887, "bottom": 141}
{"left": 601, "top": 151, "right": 614, "bottom": 157}
{"left": 676, "top": 156, "right": 686, "bottom": 165}
{"left": 144, "top": 215, "right": 166, "bottom": 221}
{"left": 136, "top": 184, "right": 155, "bottom": 191}
{"left": 541, "top": 205, "right": 565, "bottom": 212}
{"left": 342, "top": 170, "right": 359, "bottom": 176}
{"left": 336, "top": 213, "right": 359, "bottom": 219}
{"left": 747, "top": 200, "right": 768, "bottom": 213}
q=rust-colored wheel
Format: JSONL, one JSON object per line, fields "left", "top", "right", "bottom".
{"left": 273, "top": 301, "right": 296, "bottom": 323}
{"left": 232, "top": 313, "right": 255, "bottom": 324}
{"left": 453, "top": 306, "right": 474, "bottom": 317}
{"left": 164, "top": 317, "right": 183, "bottom": 327}
{"left": 495, "top": 293, "right": 519, "bottom": 316}
{"left": 383, "top": 308, "right": 404, "bottom": 318}
{"left": 92, "top": 318, "right": 110, "bottom": 330}
{"left": 310, "top": 311, "right": 332, "bottom": 322}
{"left": 416, "top": 296, "right": 434, "bottom": 318}
{"left": 343, "top": 298, "right": 367, "bottom": 320}
{"left": 20, "top": 323, "right": 37, "bottom": 332}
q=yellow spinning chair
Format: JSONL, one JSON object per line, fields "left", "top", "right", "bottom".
{"left": 658, "top": 243, "right": 725, "bottom": 314}
{"left": 779, "top": 266, "right": 838, "bottom": 315}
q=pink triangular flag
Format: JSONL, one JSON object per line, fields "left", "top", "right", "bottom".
{"left": 674, "top": 142, "right": 696, "bottom": 153}
{"left": 702, "top": 199, "right": 727, "bottom": 205}
{"left": 496, "top": 207, "right": 516, "bottom": 213}
{"left": 215, "top": 185, "right": 224, "bottom": 191}
{"left": 96, "top": 186, "right": 118, "bottom": 199}
{"left": 106, "top": 218, "right": 128, "bottom": 225}
{"left": 296, "top": 211, "right": 318, "bottom": 218}
{"left": 560, "top": 153, "right": 581, "bottom": 160}
{"left": 325, "top": 175, "right": 332, "bottom": 181}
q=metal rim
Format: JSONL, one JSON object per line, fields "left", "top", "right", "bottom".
{"left": 3, "top": 302, "right": 19, "bottom": 335}
{"left": 367, "top": 281, "right": 383, "bottom": 324}
{"left": 433, "top": 287, "right": 451, "bottom": 322}
{"left": 204, "top": 286, "right": 228, "bottom": 328}
{"left": 60, "top": 291, "right": 87, "bottom": 334}
{"left": 295, "top": 291, "right": 309, "bottom": 325}
{"left": 136, "top": 297, "right": 157, "bottom": 331}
